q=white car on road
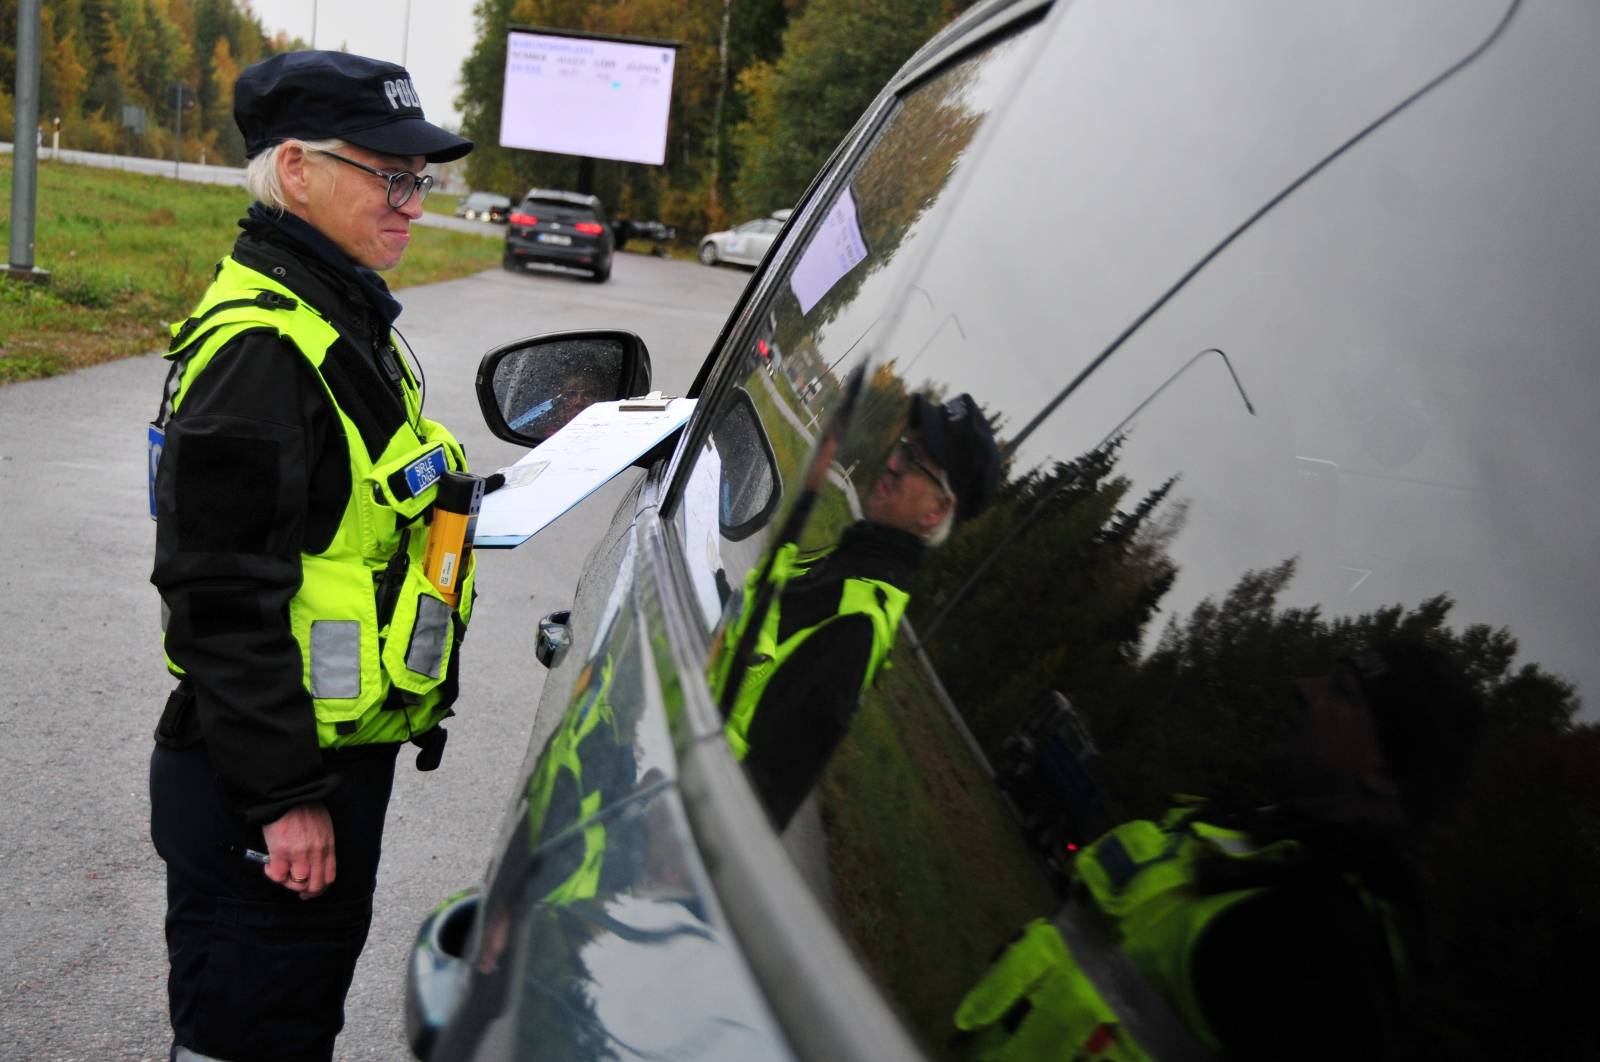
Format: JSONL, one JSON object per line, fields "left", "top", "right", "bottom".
{"left": 698, "top": 209, "right": 792, "bottom": 267}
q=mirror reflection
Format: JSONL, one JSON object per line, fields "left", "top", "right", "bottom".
{"left": 492, "top": 338, "right": 624, "bottom": 440}
{"left": 708, "top": 389, "right": 783, "bottom": 539}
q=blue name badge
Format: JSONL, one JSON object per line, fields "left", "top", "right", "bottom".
{"left": 403, "top": 446, "right": 448, "bottom": 498}
{"left": 147, "top": 422, "right": 165, "bottom": 521}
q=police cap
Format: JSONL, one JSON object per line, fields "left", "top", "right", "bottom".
{"left": 234, "top": 51, "right": 472, "bottom": 163}
{"left": 910, "top": 393, "right": 1001, "bottom": 522}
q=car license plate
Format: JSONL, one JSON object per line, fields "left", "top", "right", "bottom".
{"left": 537, "top": 233, "right": 572, "bottom": 246}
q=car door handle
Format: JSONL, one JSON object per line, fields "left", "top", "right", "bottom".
{"left": 536, "top": 609, "right": 573, "bottom": 670}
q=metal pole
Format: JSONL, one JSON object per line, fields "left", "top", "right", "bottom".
{"left": 6, "top": 0, "right": 49, "bottom": 281}
{"left": 311, "top": 0, "right": 318, "bottom": 48}
{"left": 402, "top": 0, "right": 412, "bottom": 66}
{"left": 173, "top": 83, "right": 182, "bottom": 179}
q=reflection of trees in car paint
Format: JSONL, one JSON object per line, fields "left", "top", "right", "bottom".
{"left": 814, "top": 414, "right": 1585, "bottom": 1051}
{"left": 763, "top": 32, "right": 1027, "bottom": 417}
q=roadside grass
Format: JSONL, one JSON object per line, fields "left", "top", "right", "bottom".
{"left": 622, "top": 238, "right": 696, "bottom": 263}
{"left": 819, "top": 646, "right": 1057, "bottom": 1057}
{"left": 422, "top": 191, "right": 461, "bottom": 217}
{"left": 744, "top": 370, "right": 856, "bottom": 547}
{"left": 0, "top": 157, "right": 501, "bottom": 386}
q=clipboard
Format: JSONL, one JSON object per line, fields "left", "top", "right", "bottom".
{"left": 473, "top": 397, "right": 695, "bottom": 548}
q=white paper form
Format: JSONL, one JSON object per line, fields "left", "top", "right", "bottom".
{"left": 473, "top": 398, "right": 696, "bottom": 548}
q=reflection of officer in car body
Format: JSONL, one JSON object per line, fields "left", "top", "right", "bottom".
{"left": 954, "top": 639, "right": 1484, "bottom": 1061}
{"left": 523, "top": 654, "right": 637, "bottom": 905}
{"left": 452, "top": 650, "right": 712, "bottom": 1062}
{"left": 715, "top": 393, "right": 1002, "bottom": 829}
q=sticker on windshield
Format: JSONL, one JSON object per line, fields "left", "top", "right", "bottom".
{"left": 789, "top": 186, "right": 869, "bottom": 316}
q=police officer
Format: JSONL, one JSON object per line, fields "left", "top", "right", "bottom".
{"left": 716, "top": 393, "right": 1001, "bottom": 828}
{"left": 147, "top": 52, "right": 475, "bottom": 1061}
{"left": 952, "top": 640, "right": 1484, "bottom": 1061}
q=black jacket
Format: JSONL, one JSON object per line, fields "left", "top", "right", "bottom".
{"left": 1188, "top": 806, "right": 1427, "bottom": 1060}
{"left": 743, "top": 521, "right": 923, "bottom": 828}
{"left": 151, "top": 209, "right": 418, "bottom": 824}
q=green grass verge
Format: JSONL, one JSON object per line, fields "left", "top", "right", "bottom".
{"left": 743, "top": 370, "right": 857, "bottom": 548}
{"left": 0, "top": 157, "right": 501, "bottom": 386}
{"left": 423, "top": 191, "right": 461, "bottom": 217}
{"left": 622, "top": 239, "right": 696, "bottom": 263}
{"left": 819, "top": 647, "right": 1058, "bottom": 1057}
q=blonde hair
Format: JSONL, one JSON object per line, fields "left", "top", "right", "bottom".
{"left": 244, "top": 137, "right": 345, "bottom": 212}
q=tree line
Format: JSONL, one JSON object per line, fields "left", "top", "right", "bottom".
{"left": 904, "top": 431, "right": 1597, "bottom": 1060}
{"left": 1, "top": 0, "right": 298, "bottom": 164}
{"left": 5, "top": 0, "right": 979, "bottom": 240}
{"left": 459, "top": 0, "right": 978, "bottom": 235}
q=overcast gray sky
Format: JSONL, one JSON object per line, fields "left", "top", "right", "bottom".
{"left": 245, "top": 0, "right": 479, "bottom": 127}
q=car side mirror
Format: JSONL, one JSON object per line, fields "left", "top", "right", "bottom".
{"left": 712, "top": 386, "right": 783, "bottom": 540}
{"left": 475, "top": 329, "right": 652, "bottom": 447}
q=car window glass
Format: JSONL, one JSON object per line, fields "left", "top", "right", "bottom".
{"left": 668, "top": 20, "right": 1042, "bottom": 635}
{"left": 525, "top": 201, "right": 599, "bottom": 223}
{"left": 716, "top": 1, "right": 1596, "bottom": 1055}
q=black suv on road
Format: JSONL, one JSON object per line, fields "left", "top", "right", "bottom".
{"left": 410, "top": 0, "right": 1599, "bottom": 1058}
{"left": 503, "top": 189, "right": 615, "bottom": 282}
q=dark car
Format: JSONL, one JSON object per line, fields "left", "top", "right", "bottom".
{"left": 503, "top": 189, "right": 615, "bottom": 282}
{"left": 611, "top": 217, "right": 678, "bottom": 255}
{"left": 411, "top": 0, "right": 1599, "bottom": 1058}
{"left": 995, "top": 691, "right": 1116, "bottom": 892}
{"left": 456, "top": 191, "right": 511, "bottom": 224}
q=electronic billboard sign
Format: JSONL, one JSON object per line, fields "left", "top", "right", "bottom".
{"left": 499, "top": 28, "right": 679, "bottom": 166}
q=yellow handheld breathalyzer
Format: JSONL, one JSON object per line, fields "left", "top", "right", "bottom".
{"left": 423, "top": 471, "right": 483, "bottom": 607}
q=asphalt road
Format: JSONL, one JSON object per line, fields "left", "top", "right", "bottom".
{"left": 0, "top": 248, "right": 748, "bottom": 1060}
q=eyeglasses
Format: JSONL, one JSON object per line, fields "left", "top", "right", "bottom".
{"left": 310, "top": 149, "right": 433, "bottom": 210}
{"left": 893, "top": 435, "right": 951, "bottom": 501}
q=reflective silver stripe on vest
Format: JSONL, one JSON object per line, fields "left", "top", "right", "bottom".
{"left": 310, "top": 620, "right": 362, "bottom": 698}
{"left": 405, "top": 596, "right": 451, "bottom": 679}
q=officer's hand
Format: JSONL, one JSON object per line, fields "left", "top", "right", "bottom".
{"left": 262, "top": 803, "right": 337, "bottom": 901}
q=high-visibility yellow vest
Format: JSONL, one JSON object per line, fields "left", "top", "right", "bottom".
{"left": 526, "top": 657, "right": 617, "bottom": 905}
{"left": 956, "top": 805, "right": 1406, "bottom": 1059}
{"left": 157, "top": 254, "right": 476, "bottom": 748}
{"left": 712, "top": 541, "right": 909, "bottom": 760}
{"left": 955, "top": 917, "right": 1156, "bottom": 1062}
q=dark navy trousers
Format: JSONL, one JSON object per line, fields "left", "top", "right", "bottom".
{"left": 150, "top": 742, "right": 399, "bottom": 1062}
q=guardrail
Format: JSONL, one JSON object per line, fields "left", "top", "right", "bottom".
{"left": 1, "top": 142, "right": 490, "bottom": 234}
